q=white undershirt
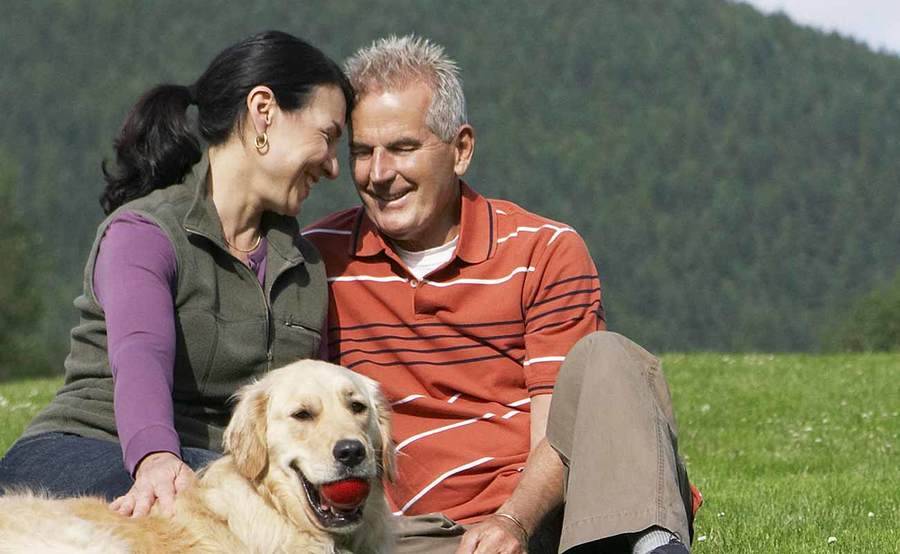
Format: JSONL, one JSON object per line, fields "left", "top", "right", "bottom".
{"left": 393, "top": 236, "right": 459, "bottom": 280}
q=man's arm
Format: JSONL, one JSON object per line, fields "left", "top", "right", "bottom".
{"left": 529, "top": 394, "right": 551, "bottom": 450}
{"left": 457, "top": 227, "right": 602, "bottom": 553}
{"left": 455, "top": 440, "right": 564, "bottom": 553}
{"left": 456, "top": 394, "right": 562, "bottom": 553}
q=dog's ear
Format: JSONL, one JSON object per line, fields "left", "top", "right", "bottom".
{"left": 224, "top": 380, "right": 269, "bottom": 481}
{"left": 364, "top": 377, "right": 396, "bottom": 482}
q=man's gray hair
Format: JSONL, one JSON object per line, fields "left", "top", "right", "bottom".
{"left": 344, "top": 35, "right": 467, "bottom": 142}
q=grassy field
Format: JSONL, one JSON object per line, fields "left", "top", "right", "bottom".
{"left": 1, "top": 354, "right": 897, "bottom": 552}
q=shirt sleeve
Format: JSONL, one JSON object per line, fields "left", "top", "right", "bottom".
{"left": 93, "top": 211, "right": 181, "bottom": 474}
{"left": 521, "top": 229, "right": 605, "bottom": 395}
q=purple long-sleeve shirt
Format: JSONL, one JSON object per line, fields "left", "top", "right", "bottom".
{"left": 93, "top": 211, "right": 267, "bottom": 474}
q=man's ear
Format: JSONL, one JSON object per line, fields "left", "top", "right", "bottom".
{"left": 224, "top": 380, "right": 269, "bottom": 481}
{"left": 452, "top": 124, "right": 475, "bottom": 176}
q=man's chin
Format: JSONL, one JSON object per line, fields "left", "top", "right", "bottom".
{"left": 365, "top": 213, "right": 414, "bottom": 241}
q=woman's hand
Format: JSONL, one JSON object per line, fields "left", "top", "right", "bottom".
{"left": 110, "top": 451, "right": 195, "bottom": 517}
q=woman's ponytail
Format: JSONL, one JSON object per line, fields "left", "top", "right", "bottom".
{"left": 100, "top": 84, "right": 201, "bottom": 214}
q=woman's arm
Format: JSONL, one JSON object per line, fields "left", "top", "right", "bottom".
{"left": 94, "top": 211, "right": 181, "bottom": 473}
{"left": 94, "top": 211, "right": 193, "bottom": 516}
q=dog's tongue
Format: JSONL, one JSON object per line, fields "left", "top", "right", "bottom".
{"left": 319, "top": 479, "right": 370, "bottom": 510}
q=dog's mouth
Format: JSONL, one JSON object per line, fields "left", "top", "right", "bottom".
{"left": 296, "top": 469, "right": 371, "bottom": 528}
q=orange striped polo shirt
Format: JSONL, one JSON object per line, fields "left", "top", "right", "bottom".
{"left": 303, "top": 183, "right": 604, "bottom": 523}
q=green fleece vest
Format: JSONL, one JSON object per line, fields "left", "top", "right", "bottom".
{"left": 24, "top": 157, "right": 327, "bottom": 451}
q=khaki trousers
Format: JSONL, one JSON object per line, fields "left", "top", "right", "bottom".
{"left": 393, "top": 332, "right": 692, "bottom": 553}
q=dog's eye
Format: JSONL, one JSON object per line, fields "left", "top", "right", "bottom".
{"left": 350, "top": 401, "right": 367, "bottom": 414}
{"left": 292, "top": 409, "right": 314, "bottom": 421}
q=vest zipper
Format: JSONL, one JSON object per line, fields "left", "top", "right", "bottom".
{"left": 185, "top": 229, "right": 273, "bottom": 368}
{"left": 239, "top": 260, "right": 272, "bottom": 370}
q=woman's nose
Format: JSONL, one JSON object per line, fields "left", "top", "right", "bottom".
{"left": 322, "top": 154, "right": 339, "bottom": 180}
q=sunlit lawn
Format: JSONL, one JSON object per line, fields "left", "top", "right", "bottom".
{"left": 0, "top": 354, "right": 897, "bottom": 552}
{"left": 667, "top": 354, "right": 898, "bottom": 553}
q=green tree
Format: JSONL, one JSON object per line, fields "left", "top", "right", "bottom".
{"left": 2, "top": 0, "right": 900, "bottom": 354}
{"left": 826, "top": 272, "right": 900, "bottom": 352}
{"left": 0, "top": 158, "right": 47, "bottom": 379}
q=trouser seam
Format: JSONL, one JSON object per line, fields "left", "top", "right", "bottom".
{"left": 563, "top": 508, "right": 656, "bottom": 529}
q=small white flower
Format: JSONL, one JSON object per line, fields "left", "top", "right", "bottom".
{"left": 717, "top": 512, "right": 725, "bottom": 517}
{"left": 868, "top": 512, "right": 875, "bottom": 518}
{"left": 701, "top": 404, "right": 711, "bottom": 413}
{"left": 827, "top": 536, "right": 837, "bottom": 544}
{"left": 697, "top": 535, "right": 707, "bottom": 542}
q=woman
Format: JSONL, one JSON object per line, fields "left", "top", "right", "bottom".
{"left": 0, "top": 30, "right": 352, "bottom": 517}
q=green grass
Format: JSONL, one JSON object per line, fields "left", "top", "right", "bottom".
{"left": 1, "top": 355, "right": 897, "bottom": 552}
{"left": 667, "top": 354, "right": 899, "bottom": 553}
{"left": 0, "top": 376, "right": 59, "bottom": 451}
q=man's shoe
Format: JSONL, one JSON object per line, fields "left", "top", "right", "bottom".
{"left": 649, "top": 538, "right": 690, "bottom": 554}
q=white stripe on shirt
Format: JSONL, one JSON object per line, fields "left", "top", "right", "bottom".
{"left": 395, "top": 413, "right": 496, "bottom": 453}
{"left": 548, "top": 227, "right": 576, "bottom": 244}
{"left": 506, "top": 398, "right": 531, "bottom": 408}
{"left": 423, "top": 266, "right": 534, "bottom": 288}
{"left": 496, "top": 224, "right": 573, "bottom": 245}
{"left": 392, "top": 394, "right": 426, "bottom": 406}
{"left": 523, "top": 356, "right": 566, "bottom": 367}
{"left": 394, "top": 456, "right": 495, "bottom": 515}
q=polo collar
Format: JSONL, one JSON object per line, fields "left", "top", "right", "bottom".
{"left": 350, "top": 181, "right": 496, "bottom": 264}
{"left": 182, "top": 152, "right": 304, "bottom": 264}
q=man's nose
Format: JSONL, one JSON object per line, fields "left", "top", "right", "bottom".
{"left": 370, "top": 149, "right": 396, "bottom": 184}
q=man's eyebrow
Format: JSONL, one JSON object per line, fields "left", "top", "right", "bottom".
{"left": 386, "top": 137, "right": 421, "bottom": 149}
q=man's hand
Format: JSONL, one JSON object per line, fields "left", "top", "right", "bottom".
{"left": 456, "top": 513, "right": 527, "bottom": 554}
{"left": 109, "top": 451, "right": 195, "bottom": 517}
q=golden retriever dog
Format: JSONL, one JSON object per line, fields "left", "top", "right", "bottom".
{"left": 0, "top": 360, "right": 394, "bottom": 553}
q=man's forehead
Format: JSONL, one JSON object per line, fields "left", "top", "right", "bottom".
{"left": 356, "top": 77, "right": 433, "bottom": 103}
{"left": 350, "top": 84, "right": 434, "bottom": 141}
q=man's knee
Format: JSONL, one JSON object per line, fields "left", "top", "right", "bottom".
{"left": 574, "top": 330, "right": 656, "bottom": 361}
{"left": 561, "top": 331, "right": 659, "bottom": 386}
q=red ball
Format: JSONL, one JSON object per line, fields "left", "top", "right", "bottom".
{"left": 319, "top": 478, "right": 371, "bottom": 509}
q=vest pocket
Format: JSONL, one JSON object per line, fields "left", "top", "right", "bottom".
{"left": 173, "top": 311, "right": 217, "bottom": 400}
{"left": 272, "top": 318, "right": 321, "bottom": 367}
{"left": 204, "top": 317, "right": 269, "bottom": 396}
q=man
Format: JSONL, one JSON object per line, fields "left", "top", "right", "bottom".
{"left": 304, "top": 35, "right": 697, "bottom": 553}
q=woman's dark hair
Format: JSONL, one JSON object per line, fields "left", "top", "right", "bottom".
{"left": 100, "top": 30, "right": 353, "bottom": 214}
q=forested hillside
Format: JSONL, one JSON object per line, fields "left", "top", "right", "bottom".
{"left": 1, "top": 0, "right": 898, "bottom": 370}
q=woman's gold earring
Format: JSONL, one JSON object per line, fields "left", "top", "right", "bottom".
{"left": 255, "top": 132, "right": 268, "bottom": 152}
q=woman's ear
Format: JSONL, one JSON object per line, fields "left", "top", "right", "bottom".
{"left": 246, "top": 85, "right": 276, "bottom": 137}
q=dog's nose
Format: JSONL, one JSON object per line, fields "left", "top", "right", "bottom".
{"left": 333, "top": 439, "right": 366, "bottom": 467}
